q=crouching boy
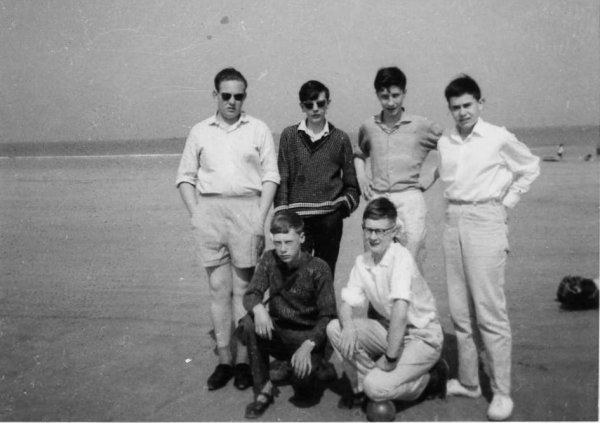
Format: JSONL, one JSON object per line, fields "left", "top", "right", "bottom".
{"left": 327, "top": 197, "right": 447, "bottom": 412}
{"left": 238, "top": 211, "right": 337, "bottom": 419}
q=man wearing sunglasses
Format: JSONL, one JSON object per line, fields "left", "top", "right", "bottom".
{"left": 176, "top": 67, "right": 280, "bottom": 392}
{"left": 354, "top": 67, "right": 443, "bottom": 275}
{"left": 327, "top": 197, "right": 447, "bottom": 416}
{"left": 274, "top": 80, "right": 360, "bottom": 278}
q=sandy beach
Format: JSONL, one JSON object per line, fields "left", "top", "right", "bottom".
{"left": 0, "top": 132, "right": 598, "bottom": 421}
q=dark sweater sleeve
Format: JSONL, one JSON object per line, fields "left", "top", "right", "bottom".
{"left": 243, "top": 253, "right": 272, "bottom": 313}
{"left": 274, "top": 129, "right": 290, "bottom": 211}
{"left": 339, "top": 133, "right": 361, "bottom": 215}
{"left": 306, "top": 261, "right": 337, "bottom": 348}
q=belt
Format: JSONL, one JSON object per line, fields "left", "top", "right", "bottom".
{"left": 447, "top": 198, "right": 501, "bottom": 206}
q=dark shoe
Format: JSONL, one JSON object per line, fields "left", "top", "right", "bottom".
{"left": 245, "top": 391, "right": 274, "bottom": 419}
{"left": 289, "top": 387, "right": 321, "bottom": 408}
{"left": 420, "top": 358, "right": 449, "bottom": 400}
{"left": 338, "top": 391, "right": 367, "bottom": 410}
{"left": 234, "top": 363, "right": 253, "bottom": 390}
{"left": 207, "top": 364, "right": 234, "bottom": 391}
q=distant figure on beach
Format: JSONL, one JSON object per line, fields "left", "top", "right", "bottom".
{"left": 239, "top": 211, "right": 336, "bottom": 418}
{"left": 274, "top": 80, "right": 360, "bottom": 278}
{"left": 437, "top": 74, "right": 540, "bottom": 421}
{"left": 176, "top": 67, "right": 280, "bottom": 392}
{"left": 327, "top": 198, "right": 447, "bottom": 416}
{"left": 557, "top": 143, "right": 565, "bottom": 160}
{"left": 353, "top": 66, "right": 442, "bottom": 275}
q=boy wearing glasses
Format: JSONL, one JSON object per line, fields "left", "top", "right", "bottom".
{"left": 274, "top": 80, "right": 360, "bottom": 277}
{"left": 327, "top": 197, "right": 447, "bottom": 414}
{"left": 438, "top": 75, "right": 539, "bottom": 421}
{"left": 354, "top": 67, "right": 442, "bottom": 274}
{"left": 176, "top": 67, "right": 280, "bottom": 392}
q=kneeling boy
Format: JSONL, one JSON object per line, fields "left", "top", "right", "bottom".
{"left": 239, "top": 211, "right": 337, "bottom": 419}
{"left": 327, "top": 197, "right": 446, "bottom": 411}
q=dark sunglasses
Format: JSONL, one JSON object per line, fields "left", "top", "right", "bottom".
{"left": 302, "top": 100, "right": 328, "bottom": 109}
{"left": 220, "top": 92, "right": 246, "bottom": 102}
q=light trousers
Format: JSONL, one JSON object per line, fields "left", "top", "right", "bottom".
{"left": 372, "top": 189, "right": 427, "bottom": 273}
{"left": 327, "top": 318, "right": 442, "bottom": 402}
{"left": 443, "top": 202, "right": 512, "bottom": 395}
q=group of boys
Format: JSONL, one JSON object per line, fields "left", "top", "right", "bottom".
{"left": 175, "top": 66, "right": 540, "bottom": 421}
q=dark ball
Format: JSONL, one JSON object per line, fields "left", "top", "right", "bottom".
{"left": 366, "top": 400, "right": 396, "bottom": 422}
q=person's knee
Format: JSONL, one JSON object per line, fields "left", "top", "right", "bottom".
{"left": 364, "top": 371, "right": 393, "bottom": 401}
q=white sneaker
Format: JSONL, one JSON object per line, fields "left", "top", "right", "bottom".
{"left": 487, "top": 394, "right": 514, "bottom": 421}
{"left": 446, "top": 379, "right": 482, "bottom": 398}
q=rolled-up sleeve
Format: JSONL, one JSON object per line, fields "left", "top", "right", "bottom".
{"left": 258, "top": 124, "right": 281, "bottom": 185}
{"left": 340, "top": 263, "right": 368, "bottom": 308}
{"left": 175, "top": 130, "right": 200, "bottom": 188}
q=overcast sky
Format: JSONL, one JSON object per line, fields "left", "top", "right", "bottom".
{"left": 1, "top": 0, "right": 599, "bottom": 143}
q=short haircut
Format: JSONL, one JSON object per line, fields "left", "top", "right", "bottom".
{"left": 444, "top": 74, "right": 482, "bottom": 101}
{"left": 214, "top": 67, "right": 248, "bottom": 91}
{"left": 374, "top": 67, "right": 407, "bottom": 92}
{"left": 363, "top": 197, "right": 397, "bottom": 222}
{"left": 299, "top": 80, "right": 330, "bottom": 102}
{"left": 270, "top": 211, "right": 305, "bottom": 235}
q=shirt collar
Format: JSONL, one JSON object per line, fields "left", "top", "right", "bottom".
{"left": 298, "top": 119, "right": 330, "bottom": 142}
{"left": 374, "top": 108, "right": 412, "bottom": 128}
{"left": 209, "top": 112, "right": 249, "bottom": 129}
{"left": 451, "top": 117, "right": 485, "bottom": 141}
{"left": 363, "top": 242, "right": 397, "bottom": 270}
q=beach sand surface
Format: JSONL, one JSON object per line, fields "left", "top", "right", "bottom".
{"left": 0, "top": 137, "right": 598, "bottom": 421}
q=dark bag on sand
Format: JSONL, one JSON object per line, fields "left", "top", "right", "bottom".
{"left": 556, "top": 275, "right": 599, "bottom": 310}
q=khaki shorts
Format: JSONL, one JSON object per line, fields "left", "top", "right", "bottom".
{"left": 191, "top": 195, "right": 264, "bottom": 268}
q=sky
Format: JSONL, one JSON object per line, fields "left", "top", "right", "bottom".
{"left": 1, "top": 0, "right": 599, "bottom": 143}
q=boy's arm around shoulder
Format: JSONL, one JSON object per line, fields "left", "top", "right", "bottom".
{"left": 419, "top": 119, "right": 444, "bottom": 150}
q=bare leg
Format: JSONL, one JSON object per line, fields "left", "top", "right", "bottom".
{"left": 232, "top": 265, "right": 253, "bottom": 364}
{"left": 206, "top": 263, "right": 234, "bottom": 365}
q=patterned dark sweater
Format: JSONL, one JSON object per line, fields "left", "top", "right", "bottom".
{"left": 274, "top": 122, "right": 360, "bottom": 217}
{"left": 243, "top": 250, "right": 336, "bottom": 348}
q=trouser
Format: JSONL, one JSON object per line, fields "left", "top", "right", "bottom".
{"left": 443, "top": 202, "right": 512, "bottom": 395}
{"left": 302, "top": 209, "right": 344, "bottom": 277}
{"left": 372, "top": 189, "right": 427, "bottom": 274}
{"left": 326, "top": 318, "right": 442, "bottom": 402}
{"left": 239, "top": 316, "right": 324, "bottom": 395}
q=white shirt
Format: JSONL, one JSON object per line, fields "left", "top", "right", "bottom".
{"left": 438, "top": 118, "right": 540, "bottom": 208}
{"left": 341, "top": 243, "right": 438, "bottom": 329}
{"left": 176, "top": 113, "right": 280, "bottom": 195}
{"left": 298, "top": 119, "right": 330, "bottom": 142}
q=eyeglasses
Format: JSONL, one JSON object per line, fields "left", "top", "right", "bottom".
{"left": 302, "top": 100, "right": 328, "bottom": 110}
{"left": 220, "top": 92, "right": 246, "bottom": 102}
{"left": 361, "top": 225, "right": 396, "bottom": 237}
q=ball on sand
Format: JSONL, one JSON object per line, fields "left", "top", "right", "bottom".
{"left": 366, "top": 400, "right": 396, "bottom": 422}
